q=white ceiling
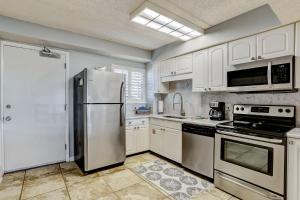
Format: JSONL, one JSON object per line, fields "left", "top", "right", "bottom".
{"left": 0, "top": 0, "right": 300, "bottom": 50}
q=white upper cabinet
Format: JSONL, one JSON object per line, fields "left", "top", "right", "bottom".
{"left": 175, "top": 54, "right": 193, "bottom": 75}
{"left": 153, "top": 63, "right": 169, "bottom": 94}
{"left": 228, "top": 35, "right": 257, "bottom": 65}
{"left": 208, "top": 44, "right": 228, "bottom": 91}
{"left": 257, "top": 24, "right": 294, "bottom": 60}
{"left": 192, "top": 49, "right": 209, "bottom": 92}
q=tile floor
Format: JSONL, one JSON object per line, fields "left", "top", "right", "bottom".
{"left": 0, "top": 153, "right": 238, "bottom": 200}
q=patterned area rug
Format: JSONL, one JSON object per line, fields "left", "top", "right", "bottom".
{"left": 134, "top": 159, "right": 214, "bottom": 200}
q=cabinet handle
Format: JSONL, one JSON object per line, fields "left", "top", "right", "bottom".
{"left": 174, "top": 72, "right": 176, "bottom": 75}
{"left": 208, "top": 88, "right": 211, "bottom": 90}
{"left": 257, "top": 56, "right": 263, "bottom": 60}
{"left": 152, "top": 130, "right": 156, "bottom": 134}
{"left": 288, "top": 140, "right": 294, "bottom": 145}
{"left": 251, "top": 57, "right": 256, "bottom": 61}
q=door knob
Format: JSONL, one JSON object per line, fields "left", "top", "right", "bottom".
{"left": 5, "top": 116, "right": 12, "bottom": 121}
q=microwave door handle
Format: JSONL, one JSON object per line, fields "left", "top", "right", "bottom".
{"left": 268, "top": 61, "right": 272, "bottom": 88}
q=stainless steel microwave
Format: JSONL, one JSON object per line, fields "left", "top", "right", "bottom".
{"left": 227, "top": 56, "right": 294, "bottom": 92}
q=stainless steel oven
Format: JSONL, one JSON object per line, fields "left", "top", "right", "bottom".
{"left": 227, "top": 56, "right": 294, "bottom": 92}
{"left": 215, "top": 132, "right": 285, "bottom": 200}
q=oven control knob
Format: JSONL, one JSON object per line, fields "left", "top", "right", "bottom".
{"left": 236, "top": 107, "right": 239, "bottom": 111}
{"left": 285, "top": 109, "right": 291, "bottom": 113}
{"left": 241, "top": 107, "right": 244, "bottom": 111}
{"left": 278, "top": 108, "right": 283, "bottom": 113}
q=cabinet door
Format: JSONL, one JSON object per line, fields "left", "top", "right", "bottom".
{"left": 160, "top": 59, "right": 174, "bottom": 78}
{"left": 150, "top": 126, "right": 163, "bottom": 155}
{"left": 228, "top": 35, "right": 257, "bottom": 65}
{"left": 208, "top": 44, "right": 228, "bottom": 91}
{"left": 136, "top": 127, "right": 149, "bottom": 152}
{"left": 175, "top": 54, "right": 193, "bottom": 75}
{"left": 153, "top": 63, "right": 169, "bottom": 94}
{"left": 126, "top": 128, "right": 136, "bottom": 155}
{"left": 192, "top": 49, "right": 209, "bottom": 92}
{"left": 163, "top": 129, "right": 182, "bottom": 163}
{"left": 287, "top": 138, "right": 300, "bottom": 200}
{"left": 257, "top": 24, "right": 294, "bottom": 60}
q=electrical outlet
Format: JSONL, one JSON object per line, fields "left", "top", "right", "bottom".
{"left": 225, "top": 106, "right": 231, "bottom": 111}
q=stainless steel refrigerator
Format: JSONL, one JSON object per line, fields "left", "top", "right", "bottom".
{"left": 73, "top": 69, "right": 125, "bottom": 172}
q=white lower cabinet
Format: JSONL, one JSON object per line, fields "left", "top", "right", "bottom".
{"left": 126, "top": 118, "right": 149, "bottom": 155}
{"left": 150, "top": 118, "right": 182, "bottom": 163}
{"left": 287, "top": 137, "right": 300, "bottom": 200}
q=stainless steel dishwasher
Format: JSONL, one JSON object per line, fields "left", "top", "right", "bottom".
{"left": 182, "top": 123, "right": 215, "bottom": 179}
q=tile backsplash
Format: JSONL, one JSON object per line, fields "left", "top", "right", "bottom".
{"left": 160, "top": 80, "right": 300, "bottom": 125}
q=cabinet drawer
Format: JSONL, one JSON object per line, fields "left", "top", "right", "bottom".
{"left": 126, "top": 118, "right": 149, "bottom": 127}
{"left": 150, "top": 118, "right": 182, "bottom": 130}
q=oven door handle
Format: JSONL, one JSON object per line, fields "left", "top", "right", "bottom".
{"left": 217, "top": 130, "right": 283, "bottom": 144}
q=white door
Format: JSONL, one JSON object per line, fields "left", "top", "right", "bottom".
{"left": 192, "top": 49, "right": 209, "bottom": 92}
{"left": 175, "top": 54, "right": 193, "bottom": 75}
{"left": 3, "top": 44, "right": 67, "bottom": 172}
{"left": 257, "top": 24, "right": 294, "bottom": 60}
{"left": 163, "top": 129, "right": 181, "bottom": 163}
{"left": 228, "top": 35, "right": 257, "bottom": 65}
{"left": 136, "top": 127, "right": 149, "bottom": 152}
{"left": 150, "top": 126, "right": 163, "bottom": 155}
{"left": 208, "top": 44, "right": 228, "bottom": 91}
{"left": 125, "top": 128, "right": 136, "bottom": 155}
{"left": 287, "top": 138, "right": 300, "bottom": 200}
{"left": 153, "top": 63, "right": 169, "bottom": 94}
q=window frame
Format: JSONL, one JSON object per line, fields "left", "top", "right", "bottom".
{"left": 111, "top": 64, "right": 146, "bottom": 103}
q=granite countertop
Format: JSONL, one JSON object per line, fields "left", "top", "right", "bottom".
{"left": 150, "top": 115, "right": 228, "bottom": 127}
{"left": 287, "top": 128, "right": 300, "bottom": 139}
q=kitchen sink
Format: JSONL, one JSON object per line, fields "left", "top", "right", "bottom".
{"left": 164, "top": 115, "right": 187, "bottom": 119}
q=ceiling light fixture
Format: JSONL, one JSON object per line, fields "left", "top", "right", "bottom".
{"left": 130, "top": 1, "right": 204, "bottom": 41}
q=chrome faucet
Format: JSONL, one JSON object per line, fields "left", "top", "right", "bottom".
{"left": 173, "top": 92, "right": 185, "bottom": 116}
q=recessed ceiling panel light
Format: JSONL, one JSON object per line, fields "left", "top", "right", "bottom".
{"left": 140, "top": 8, "right": 159, "bottom": 20}
{"left": 130, "top": 2, "right": 204, "bottom": 41}
{"left": 169, "top": 31, "right": 183, "bottom": 37}
{"left": 188, "top": 31, "right": 202, "bottom": 37}
{"left": 131, "top": 16, "right": 150, "bottom": 25}
{"left": 178, "top": 26, "right": 193, "bottom": 34}
{"left": 159, "top": 26, "right": 174, "bottom": 34}
{"left": 180, "top": 35, "right": 192, "bottom": 41}
{"left": 153, "top": 15, "right": 172, "bottom": 25}
{"left": 146, "top": 21, "right": 163, "bottom": 29}
{"left": 166, "top": 21, "right": 183, "bottom": 30}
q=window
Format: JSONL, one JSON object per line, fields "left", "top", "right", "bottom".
{"left": 111, "top": 65, "right": 146, "bottom": 103}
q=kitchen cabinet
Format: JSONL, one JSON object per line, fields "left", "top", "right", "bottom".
{"left": 126, "top": 118, "right": 149, "bottom": 155}
{"left": 153, "top": 63, "right": 169, "bottom": 94}
{"left": 163, "top": 128, "right": 182, "bottom": 163}
{"left": 175, "top": 54, "right": 193, "bottom": 75}
{"left": 192, "top": 49, "right": 209, "bottom": 92}
{"left": 160, "top": 59, "right": 174, "bottom": 77}
{"left": 150, "top": 125, "right": 164, "bottom": 155}
{"left": 160, "top": 54, "right": 193, "bottom": 82}
{"left": 294, "top": 22, "right": 300, "bottom": 89}
{"left": 287, "top": 137, "right": 300, "bottom": 200}
{"left": 257, "top": 24, "right": 294, "bottom": 60}
{"left": 228, "top": 35, "right": 257, "bottom": 65}
{"left": 208, "top": 44, "right": 228, "bottom": 91}
{"left": 150, "top": 118, "right": 182, "bottom": 163}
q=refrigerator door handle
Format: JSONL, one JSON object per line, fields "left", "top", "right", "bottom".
{"left": 120, "top": 81, "right": 124, "bottom": 126}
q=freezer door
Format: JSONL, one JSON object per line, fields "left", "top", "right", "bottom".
{"left": 84, "top": 104, "right": 125, "bottom": 171}
{"left": 86, "top": 70, "right": 124, "bottom": 103}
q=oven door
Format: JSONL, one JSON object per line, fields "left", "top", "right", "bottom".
{"left": 215, "top": 132, "right": 285, "bottom": 195}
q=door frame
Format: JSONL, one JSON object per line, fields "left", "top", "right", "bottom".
{"left": 0, "top": 41, "right": 70, "bottom": 176}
